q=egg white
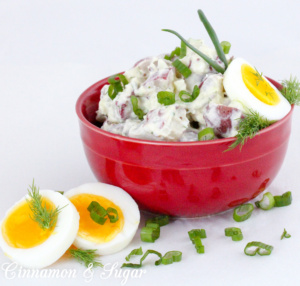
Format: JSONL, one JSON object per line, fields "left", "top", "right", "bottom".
{"left": 223, "top": 58, "right": 291, "bottom": 121}
{"left": 0, "top": 190, "right": 79, "bottom": 269}
{"left": 64, "top": 182, "right": 140, "bottom": 255}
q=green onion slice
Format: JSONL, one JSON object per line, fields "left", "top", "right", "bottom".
{"left": 233, "top": 203, "right": 254, "bottom": 222}
{"left": 220, "top": 41, "right": 231, "bottom": 54}
{"left": 225, "top": 227, "right": 241, "bottom": 237}
{"left": 130, "top": 96, "right": 145, "bottom": 120}
{"left": 281, "top": 228, "right": 291, "bottom": 240}
{"left": 274, "top": 191, "right": 292, "bottom": 207}
{"left": 90, "top": 210, "right": 107, "bottom": 225}
{"left": 244, "top": 241, "right": 274, "bottom": 256}
{"left": 140, "top": 226, "right": 160, "bottom": 243}
{"left": 157, "top": 91, "right": 175, "bottom": 106}
{"left": 108, "top": 74, "right": 129, "bottom": 86}
{"left": 87, "top": 201, "right": 119, "bottom": 225}
{"left": 146, "top": 215, "right": 170, "bottom": 227}
{"left": 198, "top": 128, "right": 215, "bottom": 141}
{"left": 179, "top": 41, "right": 187, "bottom": 59}
{"left": 172, "top": 59, "right": 192, "bottom": 78}
{"left": 255, "top": 192, "right": 275, "bottom": 210}
{"left": 162, "top": 29, "right": 225, "bottom": 74}
{"left": 179, "top": 85, "right": 200, "bottom": 102}
{"left": 232, "top": 233, "right": 243, "bottom": 241}
{"left": 164, "top": 47, "right": 181, "bottom": 61}
{"left": 125, "top": 247, "right": 143, "bottom": 261}
{"left": 122, "top": 250, "right": 162, "bottom": 268}
{"left": 107, "top": 74, "right": 128, "bottom": 100}
{"left": 188, "top": 229, "right": 206, "bottom": 254}
{"left": 107, "top": 207, "right": 119, "bottom": 223}
{"left": 197, "top": 10, "right": 228, "bottom": 69}
{"left": 188, "top": 229, "right": 207, "bottom": 240}
{"left": 161, "top": 251, "right": 182, "bottom": 265}
{"left": 225, "top": 227, "right": 243, "bottom": 241}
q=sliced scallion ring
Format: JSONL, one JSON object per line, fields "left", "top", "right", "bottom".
{"left": 122, "top": 250, "right": 162, "bottom": 268}
{"left": 130, "top": 96, "right": 145, "bottom": 120}
{"left": 255, "top": 192, "right": 275, "bottom": 210}
{"left": 188, "top": 229, "right": 207, "bottom": 240}
{"left": 172, "top": 59, "right": 192, "bottom": 78}
{"left": 146, "top": 215, "right": 169, "bottom": 227}
{"left": 140, "top": 226, "right": 160, "bottom": 243}
{"left": 225, "top": 227, "right": 243, "bottom": 241}
{"left": 274, "top": 191, "right": 292, "bottom": 207}
{"left": 244, "top": 241, "right": 273, "bottom": 256}
{"left": 107, "top": 207, "right": 119, "bottom": 223}
{"left": 157, "top": 91, "right": 175, "bottom": 106}
{"left": 198, "top": 128, "right": 215, "bottom": 141}
{"left": 164, "top": 46, "right": 181, "bottom": 61}
{"left": 161, "top": 251, "right": 182, "bottom": 265}
{"left": 233, "top": 203, "right": 254, "bottom": 222}
{"left": 281, "top": 228, "right": 291, "bottom": 240}
{"left": 179, "top": 85, "right": 200, "bottom": 102}
{"left": 220, "top": 41, "right": 231, "bottom": 54}
{"left": 125, "top": 247, "right": 143, "bottom": 261}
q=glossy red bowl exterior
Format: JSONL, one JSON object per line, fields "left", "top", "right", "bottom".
{"left": 76, "top": 76, "right": 293, "bottom": 217}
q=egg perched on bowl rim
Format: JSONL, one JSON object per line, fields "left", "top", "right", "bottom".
{"left": 64, "top": 182, "right": 140, "bottom": 255}
{"left": 0, "top": 188, "right": 79, "bottom": 269}
{"left": 223, "top": 58, "right": 291, "bottom": 121}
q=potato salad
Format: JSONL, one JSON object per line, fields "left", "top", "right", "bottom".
{"left": 96, "top": 39, "right": 245, "bottom": 142}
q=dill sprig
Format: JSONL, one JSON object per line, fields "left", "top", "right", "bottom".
{"left": 69, "top": 249, "right": 103, "bottom": 268}
{"left": 26, "top": 180, "right": 65, "bottom": 230}
{"left": 227, "top": 109, "right": 275, "bottom": 151}
{"left": 281, "top": 76, "right": 300, "bottom": 105}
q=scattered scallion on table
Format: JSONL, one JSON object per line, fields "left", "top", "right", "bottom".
{"left": 225, "top": 227, "right": 243, "bottom": 241}
{"left": 244, "top": 241, "right": 273, "bottom": 256}
{"left": 233, "top": 203, "right": 254, "bottom": 222}
{"left": 255, "top": 192, "right": 275, "bottom": 210}
{"left": 125, "top": 247, "right": 143, "bottom": 261}
{"left": 274, "top": 191, "right": 292, "bottom": 207}
{"left": 281, "top": 228, "right": 291, "bottom": 240}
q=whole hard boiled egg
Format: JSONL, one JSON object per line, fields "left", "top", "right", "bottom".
{"left": 0, "top": 189, "right": 79, "bottom": 268}
{"left": 64, "top": 182, "right": 140, "bottom": 256}
{"left": 223, "top": 58, "right": 291, "bottom": 121}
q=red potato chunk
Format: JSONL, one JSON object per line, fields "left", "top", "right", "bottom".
{"left": 203, "top": 104, "right": 243, "bottom": 138}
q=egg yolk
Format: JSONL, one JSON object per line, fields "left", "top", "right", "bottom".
{"left": 69, "top": 194, "right": 124, "bottom": 243}
{"left": 241, "top": 64, "right": 280, "bottom": 105}
{"left": 1, "top": 198, "right": 56, "bottom": 249}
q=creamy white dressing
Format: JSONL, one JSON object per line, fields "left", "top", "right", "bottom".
{"left": 96, "top": 39, "right": 243, "bottom": 141}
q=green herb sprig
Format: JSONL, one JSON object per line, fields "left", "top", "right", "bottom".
{"left": 69, "top": 249, "right": 103, "bottom": 268}
{"left": 26, "top": 180, "right": 66, "bottom": 230}
{"left": 227, "top": 109, "right": 275, "bottom": 151}
{"left": 281, "top": 76, "right": 300, "bottom": 105}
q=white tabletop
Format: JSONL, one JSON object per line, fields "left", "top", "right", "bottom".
{"left": 1, "top": 1, "right": 300, "bottom": 285}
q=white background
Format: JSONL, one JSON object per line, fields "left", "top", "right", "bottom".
{"left": 1, "top": 0, "right": 300, "bottom": 285}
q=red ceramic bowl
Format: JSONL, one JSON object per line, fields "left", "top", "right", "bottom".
{"left": 76, "top": 76, "right": 293, "bottom": 217}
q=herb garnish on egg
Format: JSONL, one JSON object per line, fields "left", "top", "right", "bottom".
{"left": 27, "top": 180, "right": 66, "bottom": 230}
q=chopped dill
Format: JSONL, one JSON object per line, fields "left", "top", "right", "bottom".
{"left": 227, "top": 109, "right": 275, "bottom": 151}
{"left": 281, "top": 76, "right": 300, "bottom": 105}
{"left": 69, "top": 249, "right": 103, "bottom": 268}
{"left": 26, "top": 180, "right": 66, "bottom": 230}
{"left": 250, "top": 67, "right": 264, "bottom": 86}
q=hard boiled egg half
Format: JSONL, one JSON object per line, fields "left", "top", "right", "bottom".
{"left": 64, "top": 182, "right": 140, "bottom": 256}
{"left": 0, "top": 190, "right": 79, "bottom": 268}
{"left": 223, "top": 58, "right": 291, "bottom": 120}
